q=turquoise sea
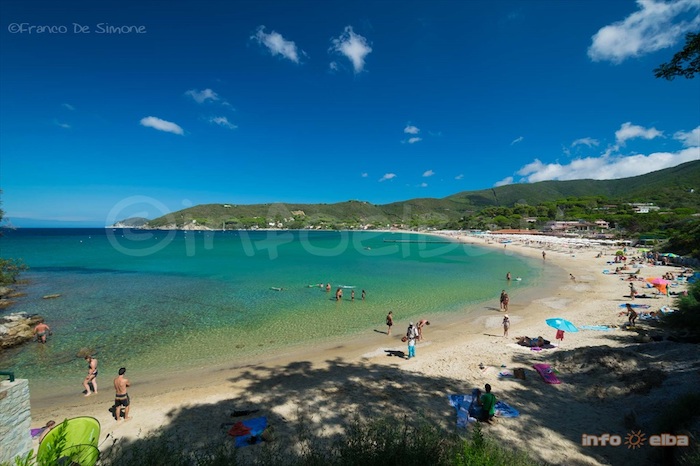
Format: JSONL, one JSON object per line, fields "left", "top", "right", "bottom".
{"left": 1, "top": 228, "right": 543, "bottom": 388}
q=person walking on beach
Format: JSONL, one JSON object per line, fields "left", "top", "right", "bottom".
{"left": 417, "top": 319, "right": 430, "bottom": 341}
{"left": 386, "top": 311, "right": 394, "bottom": 335}
{"left": 542, "top": 251, "right": 546, "bottom": 261}
{"left": 502, "top": 314, "right": 510, "bottom": 337}
{"left": 620, "top": 303, "right": 638, "bottom": 327}
{"left": 83, "top": 355, "right": 98, "bottom": 396}
{"left": 629, "top": 282, "right": 637, "bottom": 300}
{"left": 113, "top": 367, "right": 131, "bottom": 421}
{"left": 406, "top": 322, "right": 418, "bottom": 359}
{"left": 502, "top": 292, "right": 510, "bottom": 312}
{"left": 33, "top": 322, "right": 51, "bottom": 344}
{"left": 499, "top": 290, "right": 507, "bottom": 311}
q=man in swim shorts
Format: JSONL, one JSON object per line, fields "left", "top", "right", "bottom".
{"left": 113, "top": 367, "right": 131, "bottom": 421}
{"left": 83, "top": 355, "right": 98, "bottom": 396}
{"left": 33, "top": 322, "right": 51, "bottom": 343}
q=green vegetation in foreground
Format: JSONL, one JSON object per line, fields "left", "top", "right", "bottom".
{"left": 4, "top": 416, "right": 541, "bottom": 466}
{"left": 663, "top": 280, "right": 700, "bottom": 341}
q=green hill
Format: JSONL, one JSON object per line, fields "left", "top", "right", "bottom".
{"left": 144, "top": 160, "right": 700, "bottom": 228}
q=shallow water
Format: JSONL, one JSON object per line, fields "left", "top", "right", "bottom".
{"left": 1, "top": 229, "right": 540, "bottom": 387}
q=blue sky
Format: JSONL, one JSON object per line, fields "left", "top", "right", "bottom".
{"left": 1, "top": 0, "right": 699, "bottom": 227}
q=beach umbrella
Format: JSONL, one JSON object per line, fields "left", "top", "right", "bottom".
{"left": 646, "top": 277, "right": 670, "bottom": 286}
{"left": 659, "top": 252, "right": 679, "bottom": 258}
{"left": 615, "top": 250, "right": 624, "bottom": 256}
{"left": 545, "top": 318, "right": 579, "bottom": 333}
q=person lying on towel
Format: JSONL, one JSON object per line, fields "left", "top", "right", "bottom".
{"left": 516, "top": 336, "right": 549, "bottom": 347}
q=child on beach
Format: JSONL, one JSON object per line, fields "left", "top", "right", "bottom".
{"left": 502, "top": 314, "right": 510, "bottom": 337}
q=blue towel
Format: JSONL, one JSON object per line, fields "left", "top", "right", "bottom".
{"left": 579, "top": 325, "right": 610, "bottom": 331}
{"left": 448, "top": 394, "right": 519, "bottom": 422}
{"left": 233, "top": 417, "right": 268, "bottom": 448}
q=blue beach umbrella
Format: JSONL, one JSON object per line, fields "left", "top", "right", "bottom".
{"left": 545, "top": 318, "right": 578, "bottom": 333}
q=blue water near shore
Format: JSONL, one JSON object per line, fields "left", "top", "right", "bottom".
{"left": 0, "top": 228, "right": 540, "bottom": 384}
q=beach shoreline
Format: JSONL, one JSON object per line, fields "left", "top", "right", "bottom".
{"left": 24, "top": 231, "right": 697, "bottom": 465}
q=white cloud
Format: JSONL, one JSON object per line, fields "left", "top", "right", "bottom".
{"left": 330, "top": 26, "right": 372, "bottom": 73}
{"left": 423, "top": 170, "right": 435, "bottom": 177}
{"left": 511, "top": 136, "right": 524, "bottom": 145}
{"left": 455, "top": 174, "right": 464, "bottom": 180}
{"left": 379, "top": 173, "right": 396, "bottom": 182}
{"left": 185, "top": 88, "right": 220, "bottom": 104}
{"left": 329, "top": 61, "right": 339, "bottom": 72}
{"left": 615, "top": 122, "right": 664, "bottom": 145}
{"left": 495, "top": 176, "right": 514, "bottom": 187}
{"left": 140, "top": 116, "right": 184, "bottom": 135}
{"left": 62, "top": 103, "right": 75, "bottom": 111}
{"left": 407, "top": 137, "right": 422, "bottom": 144}
{"left": 515, "top": 148, "right": 699, "bottom": 183}
{"left": 404, "top": 125, "right": 420, "bottom": 134}
{"left": 588, "top": 0, "right": 700, "bottom": 64}
{"left": 54, "top": 120, "right": 70, "bottom": 129}
{"left": 674, "top": 126, "right": 700, "bottom": 147}
{"left": 361, "top": 172, "right": 368, "bottom": 177}
{"left": 572, "top": 137, "right": 600, "bottom": 148}
{"left": 251, "top": 26, "right": 302, "bottom": 63}
{"left": 419, "top": 182, "right": 428, "bottom": 188}
{"left": 209, "top": 116, "right": 237, "bottom": 130}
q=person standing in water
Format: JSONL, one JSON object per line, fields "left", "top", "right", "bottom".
{"left": 386, "top": 311, "right": 394, "bottom": 335}
{"left": 506, "top": 272, "right": 511, "bottom": 282}
{"left": 362, "top": 289, "right": 366, "bottom": 300}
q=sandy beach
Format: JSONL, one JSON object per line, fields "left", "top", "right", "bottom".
{"left": 26, "top": 232, "right": 697, "bottom": 466}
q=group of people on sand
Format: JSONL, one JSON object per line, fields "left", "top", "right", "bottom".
{"left": 386, "top": 312, "right": 430, "bottom": 359}
{"left": 31, "top": 321, "right": 133, "bottom": 427}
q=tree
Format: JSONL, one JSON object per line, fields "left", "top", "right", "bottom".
{"left": 654, "top": 32, "right": 700, "bottom": 80}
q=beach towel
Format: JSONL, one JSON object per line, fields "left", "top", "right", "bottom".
{"left": 448, "top": 394, "right": 520, "bottom": 426}
{"left": 619, "top": 303, "right": 651, "bottom": 309}
{"left": 579, "top": 325, "right": 610, "bottom": 331}
{"left": 533, "top": 364, "right": 561, "bottom": 384}
{"left": 228, "top": 417, "right": 268, "bottom": 447}
{"left": 555, "top": 329, "right": 565, "bottom": 341}
{"left": 498, "top": 369, "right": 514, "bottom": 377}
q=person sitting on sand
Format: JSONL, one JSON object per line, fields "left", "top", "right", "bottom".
{"left": 468, "top": 388, "right": 483, "bottom": 419}
{"left": 479, "top": 384, "right": 497, "bottom": 423}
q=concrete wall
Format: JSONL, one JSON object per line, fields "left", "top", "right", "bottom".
{"left": 0, "top": 379, "right": 32, "bottom": 464}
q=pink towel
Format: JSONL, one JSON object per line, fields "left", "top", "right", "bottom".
{"left": 555, "top": 329, "right": 565, "bottom": 340}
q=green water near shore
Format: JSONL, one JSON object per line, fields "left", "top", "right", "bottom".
{"left": 1, "top": 229, "right": 542, "bottom": 387}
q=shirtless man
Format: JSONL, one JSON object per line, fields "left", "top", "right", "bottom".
{"left": 83, "top": 355, "right": 98, "bottom": 396}
{"left": 113, "top": 367, "right": 131, "bottom": 421}
{"left": 34, "top": 322, "right": 51, "bottom": 343}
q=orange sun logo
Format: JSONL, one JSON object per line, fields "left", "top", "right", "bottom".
{"left": 625, "top": 430, "right": 647, "bottom": 449}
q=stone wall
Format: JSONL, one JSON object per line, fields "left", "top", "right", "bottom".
{"left": 0, "top": 378, "right": 32, "bottom": 464}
